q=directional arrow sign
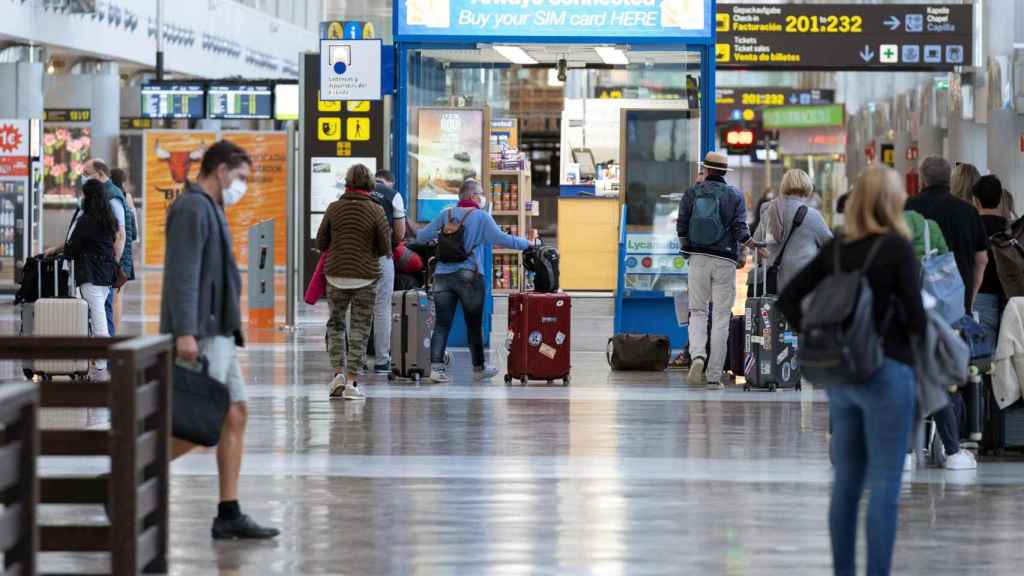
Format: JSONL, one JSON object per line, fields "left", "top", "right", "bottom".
{"left": 884, "top": 16, "right": 901, "bottom": 31}
{"left": 860, "top": 45, "right": 875, "bottom": 62}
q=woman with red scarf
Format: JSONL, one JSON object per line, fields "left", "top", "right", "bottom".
{"left": 316, "top": 164, "right": 392, "bottom": 399}
{"left": 416, "top": 178, "right": 531, "bottom": 383}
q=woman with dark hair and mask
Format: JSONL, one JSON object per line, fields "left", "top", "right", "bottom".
{"left": 62, "top": 178, "right": 119, "bottom": 381}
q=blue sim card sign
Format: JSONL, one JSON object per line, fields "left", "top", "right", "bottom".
{"left": 396, "top": 0, "right": 713, "bottom": 41}
{"left": 320, "top": 39, "right": 383, "bottom": 101}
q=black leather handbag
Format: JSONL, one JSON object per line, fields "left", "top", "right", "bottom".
{"left": 172, "top": 357, "right": 230, "bottom": 447}
{"left": 607, "top": 334, "right": 671, "bottom": 371}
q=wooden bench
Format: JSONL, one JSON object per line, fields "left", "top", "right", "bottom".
{"left": 0, "top": 382, "right": 38, "bottom": 576}
{"left": 0, "top": 336, "right": 172, "bottom": 575}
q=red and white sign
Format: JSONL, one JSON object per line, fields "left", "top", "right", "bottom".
{"left": 0, "top": 120, "right": 29, "bottom": 177}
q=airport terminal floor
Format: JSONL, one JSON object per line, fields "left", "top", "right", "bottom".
{"left": 4, "top": 273, "right": 1024, "bottom": 575}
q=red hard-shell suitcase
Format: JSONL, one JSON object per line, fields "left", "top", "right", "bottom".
{"left": 505, "top": 292, "right": 571, "bottom": 385}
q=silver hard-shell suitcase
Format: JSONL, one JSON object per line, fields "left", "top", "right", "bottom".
{"left": 21, "top": 257, "right": 90, "bottom": 379}
{"left": 390, "top": 289, "right": 434, "bottom": 380}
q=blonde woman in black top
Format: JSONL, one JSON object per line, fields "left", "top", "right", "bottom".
{"left": 778, "top": 165, "right": 925, "bottom": 576}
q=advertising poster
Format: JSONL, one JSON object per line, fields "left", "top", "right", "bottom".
{"left": 144, "top": 131, "right": 288, "bottom": 268}
{"left": 43, "top": 126, "right": 90, "bottom": 196}
{"left": 415, "top": 108, "right": 484, "bottom": 221}
{"left": 223, "top": 132, "right": 288, "bottom": 267}
{"left": 310, "top": 157, "right": 378, "bottom": 212}
{"left": 143, "top": 130, "right": 218, "bottom": 266}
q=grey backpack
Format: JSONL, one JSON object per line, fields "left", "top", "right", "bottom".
{"left": 799, "top": 237, "right": 888, "bottom": 387}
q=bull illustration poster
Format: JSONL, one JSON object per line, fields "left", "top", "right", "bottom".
{"left": 143, "top": 131, "right": 288, "bottom": 268}
{"left": 143, "top": 131, "right": 218, "bottom": 266}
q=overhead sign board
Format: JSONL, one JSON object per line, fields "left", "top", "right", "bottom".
{"left": 319, "top": 39, "right": 382, "bottom": 101}
{"left": 396, "top": 0, "right": 713, "bottom": 40}
{"left": 716, "top": 3, "right": 972, "bottom": 70}
{"left": 763, "top": 104, "right": 844, "bottom": 129}
{"left": 716, "top": 87, "right": 834, "bottom": 122}
{"left": 44, "top": 109, "right": 91, "bottom": 123}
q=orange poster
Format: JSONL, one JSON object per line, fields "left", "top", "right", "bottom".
{"left": 223, "top": 132, "right": 288, "bottom": 268}
{"left": 143, "top": 130, "right": 217, "bottom": 266}
{"left": 143, "top": 131, "right": 288, "bottom": 267}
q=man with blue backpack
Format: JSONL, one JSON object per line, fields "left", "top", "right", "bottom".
{"left": 677, "top": 151, "right": 753, "bottom": 390}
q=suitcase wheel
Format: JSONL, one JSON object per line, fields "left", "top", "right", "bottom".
{"left": 23, "top": 369, "right": 34, "bottom": 381}
{"left": 743, "top": 384, "right": 751, "bottom": 392}
{"left": 546, "top": 379, "right": 554, "bottom": 385}
{"left": 795, "top": 382, "right": 803, "bottom": 391}
{"left": 503, "top": 374, "right": 512, "bottom": 384}
{"left": 769, "top": 383, "right": 777, "bottom": 393}
{"left": 562, "top": 375, "right": 570, "bottom": 386}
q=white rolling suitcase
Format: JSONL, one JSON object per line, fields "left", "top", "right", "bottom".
{"left": 21, "top": 257, "right": 90, "bottom": 380}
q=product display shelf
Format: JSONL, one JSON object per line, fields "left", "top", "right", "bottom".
{"left": 488, "top": 167, "right": 533, "bottom": 294}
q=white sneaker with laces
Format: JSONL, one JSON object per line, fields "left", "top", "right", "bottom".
{"left": 944, "top": 449, "right": 978, "bottom": 470}
{"left": 687, "top": 357, "right": 706, "bottom": 387}
{"left": 341, "top": 382, "right": 366, "bottom": 400}
{"left": 473, "top": 366, "right": 499, "bottom": 381}
{"left": 88, "top": 367, "right": 111, "bottom": 382}
{"left": 329, "top": 374, "right": 347, "bottom": 398}
{"left": 429, "top": 366, "right": 449, "bottom": 383}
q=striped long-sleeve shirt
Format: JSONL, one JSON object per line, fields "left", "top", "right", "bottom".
{"left": 316, "top": 191, "right": 391, "bottom": 280}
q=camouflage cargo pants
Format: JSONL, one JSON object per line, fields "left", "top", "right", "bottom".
{"left": 326, "top": 281, "right": 378, "bottom": 373}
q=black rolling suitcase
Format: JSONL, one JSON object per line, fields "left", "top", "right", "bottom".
{"left": 743, "top": 248, "right": 801, "bottom": 391}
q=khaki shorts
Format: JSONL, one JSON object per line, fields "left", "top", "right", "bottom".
{"left": 198, "top": 335, "right": 247, "bottom": 403}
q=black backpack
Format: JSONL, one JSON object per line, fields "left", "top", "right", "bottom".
{"left": 798, "top": 237, "right": 889, "bottom": 387}
{"left": 524, "top": 245, "right": 560, "bottom": 293}
{"left": 436, "top": 208, "right": 475, "bottom": 263}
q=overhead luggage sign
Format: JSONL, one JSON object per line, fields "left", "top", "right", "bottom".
{"left": 762, "top": 104, "right": 844, "bottom": 129}
{"left": 396, "top": 0, "right": 713, "bottom": 40}
{"left": 716, "top": 3, "right": 972, "bottom": 70}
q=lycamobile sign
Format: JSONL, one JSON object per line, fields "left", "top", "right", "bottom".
{"left": 626, "top": 234, "right": 680, "bottom": 254}
{"left": 763, "top": 104, "right": 844, "bottom": 129}
{"left": 397, "top": 0, "right": 712, "bottom": 39}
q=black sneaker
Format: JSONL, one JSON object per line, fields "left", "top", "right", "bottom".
{"left": 211, "top": 514, "right": 280, "bottom": 540}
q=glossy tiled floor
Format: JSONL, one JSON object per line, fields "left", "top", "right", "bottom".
{"left": 4, "top": 272, "right": 1024, "bottom": 575}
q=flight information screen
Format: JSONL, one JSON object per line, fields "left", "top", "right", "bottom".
{"left": 207, "top": 84, "right": 273, "bottom": 119}
{"left": 141, "top": 84, "right": 206, "bottom": 119}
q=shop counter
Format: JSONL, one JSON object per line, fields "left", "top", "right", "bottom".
{"left": 557, "top": 197, "right": 618, "bottom": 291}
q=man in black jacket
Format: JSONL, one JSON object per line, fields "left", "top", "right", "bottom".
{"left": 160, "top": 140, "right": 279, "bottom": 539}
{"left": 368, "top": 169, "right": 407, "bottom": 373}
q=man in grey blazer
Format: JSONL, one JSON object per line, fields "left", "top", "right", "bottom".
{"left": 160, "top": 140, "right": 278, "bottom": 539}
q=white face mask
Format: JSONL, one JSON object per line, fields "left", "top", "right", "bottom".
{"left": 475, "top": 194, "right": 487, "bottom": 209}
{"left": 222, "top": 178, "right": 247, "bottom": 206}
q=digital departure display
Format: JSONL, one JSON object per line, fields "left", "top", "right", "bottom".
{"left": 207, "top": 84, "right": 274, "bottom": 120}
{"left": 716, "top": 3, "right": 973, "bottom": 70}
{"left": 141, "top": 84, "right": 206, "bottom": 119}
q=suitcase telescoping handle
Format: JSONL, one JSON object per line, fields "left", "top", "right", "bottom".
{"left": 750, "top": 241, "right": 768, "bottom": 298}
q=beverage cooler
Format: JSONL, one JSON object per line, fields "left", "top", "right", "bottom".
{"left": 0, "top": 119, "right": 39, "bottom": 295}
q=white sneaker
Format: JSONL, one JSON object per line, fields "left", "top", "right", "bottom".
{"left": 88, "top": 367, "right": 111, "bottom": 382}
{"left": 429, "top": 366, "right": 449, "bottom": 383}
{"left": 904, "top": 453, "right": 915, "bottom": 472}
{"left": 687, "top": 357, "right": 705, "bottom": 387}
{"left": 329, "top": 374, "right": 347, "bottom": 399}
{"left": 341, "top": 382, "right": 366, "bottom": 401}
{"left": 473, "top": 366, "right": 499, "bottom": 381}
{"left": 944, "top": 449, "right": 978, "bottom": 470}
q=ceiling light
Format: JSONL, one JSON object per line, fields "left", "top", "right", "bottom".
{"left": 595, "top": 46, "right": 629, "bottom": 66}
{"left": 493, "top": 45, "right": 537, "bottom": 65}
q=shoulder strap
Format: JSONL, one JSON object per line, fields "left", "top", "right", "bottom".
{"left": 770, "top": 205, "right": 808, "bottom": 270}
{"left": 862, "top": 236, "right": 886, "bottom": 272}
{"left": 923, "top": 218, "right": 931, "bottom": 258}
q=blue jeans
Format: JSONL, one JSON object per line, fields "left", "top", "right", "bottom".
{"left": 828, "top": 359, "right": 915, "bottom": 576}
{"left": 974, "top": 293, "right": 1001, "bottom": 339}
{"left": 431, "top": 269, "right": 485, "bottom": 368}
{"left": 105, "top": 288, "right": 115, "bottom": 336}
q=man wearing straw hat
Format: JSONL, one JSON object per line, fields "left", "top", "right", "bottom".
{"left": 677, "top": 151, "right": 752, "bottom": 390}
